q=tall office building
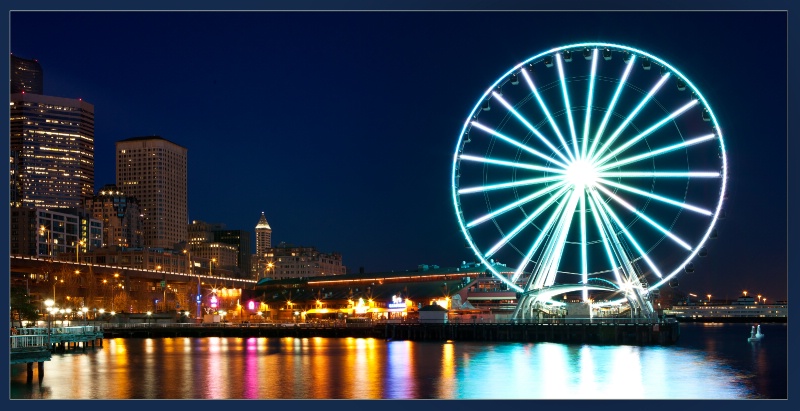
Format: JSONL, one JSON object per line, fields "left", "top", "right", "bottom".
{"left": 255, "top": 212, "right": 272, "bottom": 256}
{"left": 116, "top": 136, "right": 188, "bottom": 249}
{"left": 10, "top": 54, "right": 44, "bottom": 94}
{"left": 86, "top": 184, "right": 144, "bottom": 248}
{"left": 10, "top": 93, "right": 95, "bottom": 209}
{"left": 214, "top": 229, "right": 252, "bottom": 277}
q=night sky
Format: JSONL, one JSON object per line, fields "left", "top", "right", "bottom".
{"left": 7, "top": 6, "right": 790, "bottom": 301}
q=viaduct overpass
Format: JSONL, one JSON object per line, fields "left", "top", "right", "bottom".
{"left": 10, "top": 255, "right": 256, "bottom": 289}
{"left": 10, "top": 255, "right": 258, "bottom": 316}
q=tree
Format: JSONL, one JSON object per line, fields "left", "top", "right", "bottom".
{"left": 10, "top": 286, "right": 39, "bottom": 328}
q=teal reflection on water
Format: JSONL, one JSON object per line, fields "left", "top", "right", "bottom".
{"left": 446, "top": 342, "right": 753, "bottom": 399}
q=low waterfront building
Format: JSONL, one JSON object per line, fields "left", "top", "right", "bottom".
{"left": 664, "top": 295, "right": 787, "bottom": 321}
{"left": 252, "top": 261, "right": 513, "bottom": 323}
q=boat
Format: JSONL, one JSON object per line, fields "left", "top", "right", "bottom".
{"left": 747, "top": 324, "right": 764, "bottom": 342}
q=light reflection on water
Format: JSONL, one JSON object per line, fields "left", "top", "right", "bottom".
{"left": 10, "top": 323, "right": 783, "bottom": 399}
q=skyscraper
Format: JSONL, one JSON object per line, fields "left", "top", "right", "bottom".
{"left": 116, "top": 136, "right": 187, "bottom": 249}
{"left": 255, "top": 211, "right": 272, "bottom": 256}
{"left": 10, "top": 93, "right": 95, "bottom": 209}
{"left": 10, "top": 54, "right": 44, "bottom": 94}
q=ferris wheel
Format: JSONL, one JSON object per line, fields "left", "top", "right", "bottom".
{"left": 451, "top": 42, "right": 727, "bottom": 319}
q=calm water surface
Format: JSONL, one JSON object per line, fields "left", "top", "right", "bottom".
{"left": 9, "top": 323, "right": 786, "bottom": 399}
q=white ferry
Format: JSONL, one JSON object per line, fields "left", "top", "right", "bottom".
{"left": 664, "top": 296, "right": 787, "bottom": 322}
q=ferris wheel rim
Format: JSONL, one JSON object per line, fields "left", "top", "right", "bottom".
{"left": 451, "top": 41, "right": 728, "bottom": 298}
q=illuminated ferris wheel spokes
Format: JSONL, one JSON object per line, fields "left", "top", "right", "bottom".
{"left": 452, "top": 43, "right": 727, "bottom": 319}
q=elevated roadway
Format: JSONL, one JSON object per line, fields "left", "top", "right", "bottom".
{"left": 10, "top": 255, "right": 257, "bottom": 289}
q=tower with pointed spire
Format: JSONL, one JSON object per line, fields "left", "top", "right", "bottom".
{"left": 255, "top": 212, "right": 272, "bottom": 256}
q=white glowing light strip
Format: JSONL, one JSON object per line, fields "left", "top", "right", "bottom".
{"left": 595, "top": 99, "right": 699, "bottom": 166}
{"left": 587, "top": 55, "right": 636, "bottom": 159}
{"left": 466, "top": 181, "right": 567, "bottom": 228}
{"left": 512, "top": 189, "right": 573, "bottom": 282}
{"left": 470, "top": 121, "right": 568, "bottom": 168}
{"left": 590, "top": 189, "right": 662, "bottom": 277}
{"left": 581, "top": 48, "right": 599, "bottom": 159}
{"left": 555, "top": 53, "right": 580, "bottom": 159}
{"left": 458, "top": 175, "right": 563, "bottom": 194}
{"left": 597, "top": 171, "right": 720, "bottom": 178}
{"left": 590, "top": 73, "right": 671, "bottom": 163}
{"left": 596, "top": 133, "right": 716, "bottom": 172}
{"left": 592, "top": 194, "right": 647, "bottom": 292}
{"left": 586, "top": 193, "right": 623, "bottom": 284}
{"left": 485, "top": 184, "right": 572, "bottom": 258}
{"left": 459, "top": 154, "right": 565, "bottom": 174}
{"left": 540, "top": 190, "right": 581, "bottom": 288}
{"left": 580, "top": 190, "right": 588, "bottom": 289}
{"left": 530, "top": 214, "right": 564, "bottom": 290}
{"left": 518, "top": 70, "right": 575, "bottom": 163}
{"left": 595, "top": 178, "right": 713, "bottom": 216}
{"left": 595, "top": 184, "right": 692, "bottom": 250}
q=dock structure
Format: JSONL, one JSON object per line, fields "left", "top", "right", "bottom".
{"left": 10, "top": 326, "right": 105, "bottom": 384}
{"left": 102, "top": 319, "right": 679, "bottom": 345}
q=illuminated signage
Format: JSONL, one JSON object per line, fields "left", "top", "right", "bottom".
{"left": 209, "top": 295, "right": 218, "bottom": 308}
{"left": 388, "top": 295, "right": 406, "bottom": 310}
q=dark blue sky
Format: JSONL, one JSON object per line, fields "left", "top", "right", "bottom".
{"left": 8, "top": 9, "right": 789, "bottom": 300}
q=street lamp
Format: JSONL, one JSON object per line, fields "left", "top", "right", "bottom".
{"left": 146, "top": 311, "right": 152, "bottom": 324}
{"left": 707, "top": 294, "right": 712, "bottom": 304}
{"left": 265, "top": 261, "right": 274, "bottom": 280}
{"left": 757, "top": 294, "right": 762, "bottom": 304}
{"left": 44, "top": 299, "right": 54, "bottom": 348}
{"left": 53, "top": 239, "right": 58, "bottom": 260}
{"left": 185, "top": 249, "right": 202, "bottom": 321}
{"left": 210, "top": 258, "right": 216, "bottom": 276}
{"left": 82, "top": 307, "right": 88, "bottom": 325}
{"left": 65, "top": 308, "right": 72, "bottom": 326}
{"left": 74, "top": 239, "right": 86, "bottom": 263}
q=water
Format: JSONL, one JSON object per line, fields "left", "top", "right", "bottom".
{"left": 9, "top": 322, "right": 786, "bottom": 399}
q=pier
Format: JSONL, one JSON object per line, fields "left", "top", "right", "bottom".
{"left": 10, "top": 326, "right": 105, "bottom": 384}
{"left": 102, "top": 318, "right": 680, "bottom": 345}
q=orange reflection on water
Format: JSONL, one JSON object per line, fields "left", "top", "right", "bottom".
{"left": 436, "top": 342, "right": 455, "bottom": 398}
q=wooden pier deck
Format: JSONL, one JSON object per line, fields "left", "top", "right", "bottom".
{"left": 10, "top": 326, "right": 105, "bottom": 384}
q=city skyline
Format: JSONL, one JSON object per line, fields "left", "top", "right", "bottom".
{"left": 7, "top": 10, "right": 788, "bottom": 301}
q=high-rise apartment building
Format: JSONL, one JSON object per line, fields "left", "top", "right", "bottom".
{"left": 116, "top": 136, "right": 187, "bottom": 249}
{"left": 10, "top": 93, "right": 95, "bottom": 209}
{"left": 255, "top": 212, "right": 272, "bottom": 256}
{"left": 10, "top": 54, "right": 44, "bottom": 94}
{"left": 86, "top": 184, "right": 144, "bottom": 248}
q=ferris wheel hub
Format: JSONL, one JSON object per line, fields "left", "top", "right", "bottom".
{"left": 565, "top": 158, "right": 598, "bottom": 189}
